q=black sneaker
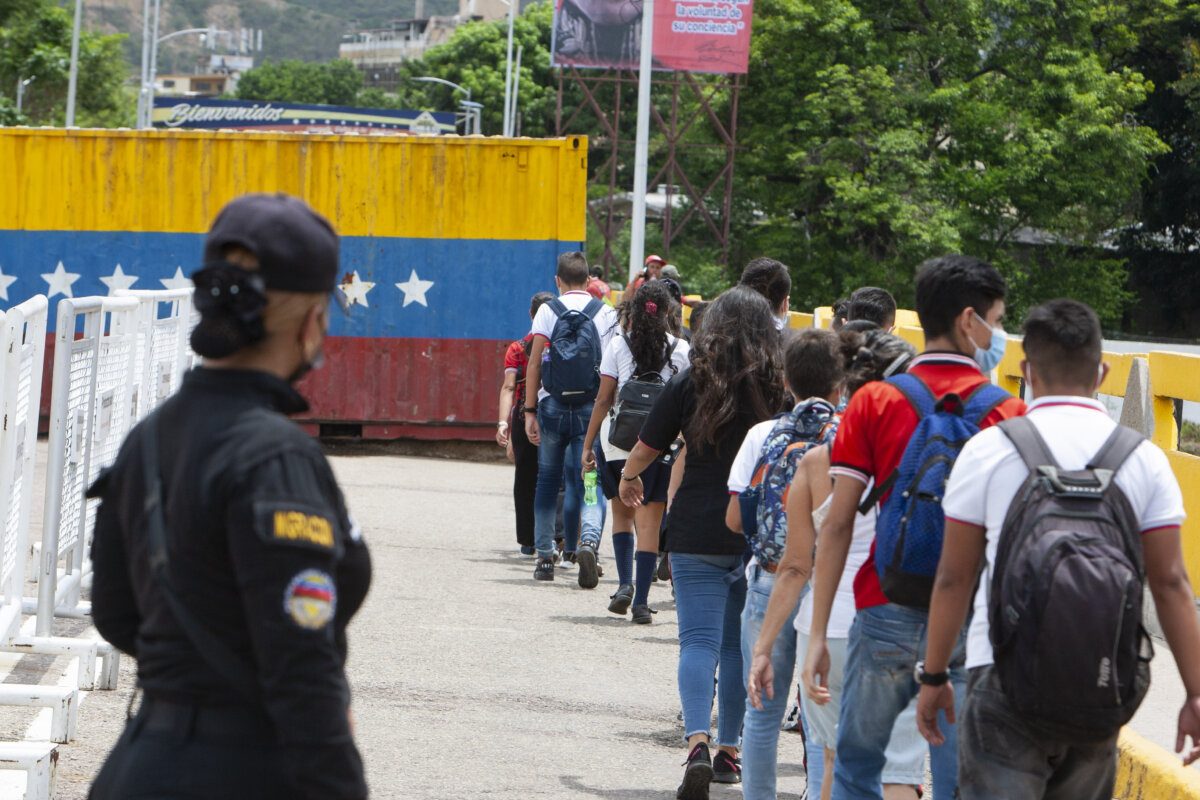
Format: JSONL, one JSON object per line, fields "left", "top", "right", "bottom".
{"left": 631, "top": 603, "right": 653, "bottom": 624}
{"left": 676, "top": 741, "right": 713, "bottom": 800}
{"left": 712, "top": 750, "right": 741, "bottom": 784}
{"left": 534, "top": 558, "right": 555, "bottom": 581}
{"left": 608, "top": 584, "right": 633, "bottom": 614}
{"left": 576, "top": 543, "right": 599, "bottom": 589}
{"left": 657, "top": 552, "right": 671, "bottom": 582}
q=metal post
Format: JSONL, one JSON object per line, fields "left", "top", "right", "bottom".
{"left": 502, "top": 0, "right": 515, "bottom": 137}
{"left": 146, "top": 0, "right": 161, "bottom": 128}
{"left": 137, "top": 0, "right": 151, "bottom": 128}
{"left": 64, "top": 0, "right": 84, "bottom": 126}
{"left": 628, "top": 0, "right": 654, "bottom": 283}
{"left": 509, "top": 45, "right": 523, "bottom": 136}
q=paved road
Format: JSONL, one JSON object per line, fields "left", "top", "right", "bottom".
{"left": 51, "top": 453, "right": 812, "bottom": 799}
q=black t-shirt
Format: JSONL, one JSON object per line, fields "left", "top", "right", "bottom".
{"left": 639, "top": 367, "right": 762, "bottom": 555}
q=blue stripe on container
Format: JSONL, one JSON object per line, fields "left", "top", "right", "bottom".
{"left": 0, "top": 231, "right": 583, "bottom": 341}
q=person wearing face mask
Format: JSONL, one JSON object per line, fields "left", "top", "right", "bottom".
{"left": 88, "top": 193, "right": 370, "bottom": 800}
{"left": 801, "top": 255, "right": 1026, "bottom": 800}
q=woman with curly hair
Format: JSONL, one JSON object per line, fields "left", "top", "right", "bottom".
{"left": 619, "top": 285, "right": 788, "bottom": 800}
{"left": 581, "top": 281, "right": 690, "bottom": 617}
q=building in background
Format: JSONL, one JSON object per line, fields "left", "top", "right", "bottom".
{"left": 154, "top": 74, "right": 234, "bottom": 97}
{"left": 340, "top": 0, "right": 509, "bottom": 90}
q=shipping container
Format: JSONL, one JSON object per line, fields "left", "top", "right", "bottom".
{"left": 0, "top": 128, "right": 589, "bottom": 440}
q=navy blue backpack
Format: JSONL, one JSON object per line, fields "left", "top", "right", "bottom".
{"left": 541, "top": 298, "right": 605, "bottom": 405}
{"left": 872, "top": 373, "right": 1010, "bottom": 607}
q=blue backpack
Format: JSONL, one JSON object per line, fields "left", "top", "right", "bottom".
{"left": 542, "top": 297, "right": 605, "bottom": 405}
{"left": 739, "top": 399, "right": 838, "bottom": 571}
{"left": 872, "top": 373, "right": 1010, "bottom": 607}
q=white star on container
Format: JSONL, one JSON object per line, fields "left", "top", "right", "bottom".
{"left": 339, "top": 271, "right": 375, "bottom": 307}
{"left": 160, "top": 267, "right": 192, "bottom": 290}
{"left": 99, "top": 264, "right": 139, "bottom": 295}
{"left": 396, "top": 270, "right": 434, "bottom": 308}
{"left": 0, "top": 265, "right": 16, "bottom": 301}
{"left": 42, "top": 261, "right": 80, "bottom": 298}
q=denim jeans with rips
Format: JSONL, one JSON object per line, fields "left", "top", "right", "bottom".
{"left": 533, "top": 398, "right": 592, "bottom": 560}
{"left": 832, "top": 602, "right": 966, "bottom": 800}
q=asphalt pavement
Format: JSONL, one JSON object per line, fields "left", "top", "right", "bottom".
{"left": 51, "top": 452, "right": 812, "bottom": 799}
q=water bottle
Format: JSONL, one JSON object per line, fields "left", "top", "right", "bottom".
{"left": 584, "top": 469, "right": 598, "bottom": 506}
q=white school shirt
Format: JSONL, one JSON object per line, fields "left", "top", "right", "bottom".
{"left": 530, "top": 290, "right": 620, "bottom": 402}
{"left": 598, "top": 333, "right": 690, "bottom": 460}
{"left": 942, "top": 396, "right": 1186, "bottom": 670}
{"left": 795, "top": 482, "right": 875, "bottom": 639}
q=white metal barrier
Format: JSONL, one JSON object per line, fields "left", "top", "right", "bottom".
{"left": 119, "top": 289, "right": 194, "bottom": 423}
{"left": 37, "top": 297, "right": 141, "bottom": 636}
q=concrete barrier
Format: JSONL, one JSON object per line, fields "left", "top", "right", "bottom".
{"left": 1115, "top": 729, "right": 1200, "bottom": 799}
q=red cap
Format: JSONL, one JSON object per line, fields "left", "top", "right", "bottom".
{"left": 645, "top": 254, "right": 665, "bottom": 267}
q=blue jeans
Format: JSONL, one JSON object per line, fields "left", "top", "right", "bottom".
{"left": 671, "top": 552, "right": 748, "bottom": 747}
{"left": 534, "top": 398, "right": 591, "bottom": 559}
{"left": 580, "top": 444, "right": 606, "bottom": 550}
{"left": 740, "top": 564, "right": 801, "bottom": 800}
{"left": 832, "top": 603, "right": 967, "bottom": 800}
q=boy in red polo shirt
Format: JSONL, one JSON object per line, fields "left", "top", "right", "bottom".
{"left": 802, "top": 256, "right": 1026, "bottom": 800}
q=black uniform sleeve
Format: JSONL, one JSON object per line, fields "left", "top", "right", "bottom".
{"left": 639, "top": 370, "right": 691, "bottom": 452}
{"left": 90, "top": 469, "right": 141, "bottom": 657}
{"left": 224, "top": 449, "right": 366, "bottom": 800}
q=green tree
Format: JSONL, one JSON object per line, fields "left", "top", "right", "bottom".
{"left": 0, "top": 0, "right": 133, "bottom": 126}
{"left": 236, "top": 58, "right": 364, "bottom": 106}
{"left": 732, "top": 0, "right": 1168, "bottom": 324}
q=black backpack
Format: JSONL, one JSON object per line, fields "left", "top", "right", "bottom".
{"left": 607, "top": 336, "right": 679, "bottom": 451}
{"left": 989, "top": 416, "right": 1152, "bottom": 742}
{"left": 542, "top": 298, "right": 605, "bottom": 405}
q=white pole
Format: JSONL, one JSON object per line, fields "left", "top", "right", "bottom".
{"left": 628, "top": 0, "right": 654, "bottom": 284}
{"left": 502, "top": 0, "right": 515, "bottom": 137}
{"left": 64, "top": 0, "right": 84, "bottom": 126}
{"left": 15, "top": 78, "right": 23, "bottom": 113}
{"left": 509, "top": 45, "right": 522, "bottom": 136}
{"left": 146, "top": 0, "right": 161, "bottom": 128}
{"left": 137, "top": 0, "right": 151, "bottom": 127}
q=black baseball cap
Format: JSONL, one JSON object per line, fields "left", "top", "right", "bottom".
{"left": 201, "top": 193, "right": 339, "bottom": 294}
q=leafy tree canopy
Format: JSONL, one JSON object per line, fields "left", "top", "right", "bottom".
{"left": 0, "top": 0, "right": 133, "bottom": 126}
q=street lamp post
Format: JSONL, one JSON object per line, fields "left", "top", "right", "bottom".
{"left": 141, "top": 23, "right": 235, "bottom": 128}
{"left": 64, "top": 0, "right": 84, "bottom": 126}
{"left": 499, "top": 0, "right": 515, "bottom": 137}
{"left": 411, "top": 76, "right": 481, "bottom": 135}
{"left": 16, "top": 76, "right": 35, "bottom": 114}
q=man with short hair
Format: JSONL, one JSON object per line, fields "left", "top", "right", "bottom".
{"left": 917, "top": 298, "right": 1200, "bottom": 799}
{"left": 802, "top": 255, "right": 1026, "bottom": 800}
{"left": 848, "top": 287, "right": 897, "bottom": 331}
{"left": 525, "top": 252, "right": 619, "bottom": 581}
{"left": 739, "top": 258, "right": 792, "bottom": 331}
{"left": 586, "top": 266, "right": 612, "bottom": 304}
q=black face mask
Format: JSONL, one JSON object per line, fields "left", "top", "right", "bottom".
{"left": 189, "top": 262, "right": 269, "bottom": 359}
{"left": 288, "top": 347, "right": 325, "bottom": 384}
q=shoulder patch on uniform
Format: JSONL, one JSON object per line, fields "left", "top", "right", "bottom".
{"left": 284, "top": 569, "right": 336, "bottom": 630}
{"left": 254, "top": 501, "right": 339, "bottom": 553}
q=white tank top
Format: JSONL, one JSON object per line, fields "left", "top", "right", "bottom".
{"left": 795, "top": 482, "right": 875, "bottom": 638}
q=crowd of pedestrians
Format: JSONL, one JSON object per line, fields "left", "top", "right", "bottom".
{"left": 496, "top": 250, "right": 1200, "bottom": 800}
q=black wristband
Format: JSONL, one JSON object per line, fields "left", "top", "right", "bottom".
{"left": 914, "top": 661, "right": 949, "bottom": 687}
{"left": 621, "top": 471, "right": 640, "bottom": 482}
{"left": 524, "top": 407, "right": 537, "bottom": 415}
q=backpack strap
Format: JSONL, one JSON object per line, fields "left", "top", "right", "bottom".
{"left": 547, "top": 298, "right": 568, "bottom": 319}
{"left": 859, "top": 374, "right": 937, "bottom": 514}
{"left": 1087, "top": 425, "right": 1144, "bottom": 473}
{"left": 999, "top": 416, "right": 1060, "bottom": 472}
{"left": 960, "top": 381, "right": 1011, "bottom": 426}
{"left": 583, "top": 298, "right": 604, "bottom": 319}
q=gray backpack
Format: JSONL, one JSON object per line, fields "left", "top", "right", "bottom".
{"left": 989, "top": 416, "right": 1152, "bottom": 743}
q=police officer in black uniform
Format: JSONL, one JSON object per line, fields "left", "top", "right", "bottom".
{"left": 89, "top": 193, "right": 370, "bottom": 800}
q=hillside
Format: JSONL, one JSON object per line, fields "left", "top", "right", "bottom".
{"left": 71, "top": 0, "right": 460, "bottom": 73}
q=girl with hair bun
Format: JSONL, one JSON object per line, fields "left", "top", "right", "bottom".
{"left": 747, "top": 327, "right": 920, "bottom": 800}
{"left": 582, "top": 281, "right": 691, "bottom": 617}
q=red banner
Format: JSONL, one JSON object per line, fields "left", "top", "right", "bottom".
{"left": 551, "top": 0, "right": 752, "bottom": 74}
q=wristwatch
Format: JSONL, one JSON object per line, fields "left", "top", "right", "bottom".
{"left": 914, "top": 661, "right": 949, "bottom": 687}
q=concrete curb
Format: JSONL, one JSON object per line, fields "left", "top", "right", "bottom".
{"left": 1115, "top": 728, "right": 1200, "bottom": 799}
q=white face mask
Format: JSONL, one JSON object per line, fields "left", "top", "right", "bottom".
{"left": 971, "top": 312, "right": 1007, "bottom": 372}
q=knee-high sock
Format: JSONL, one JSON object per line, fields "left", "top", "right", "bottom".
{"left": 611, "top": 532, "right": 634, "bottom": 586}
{"left": 634, "top": 550, "right": 658, "bottom": 605}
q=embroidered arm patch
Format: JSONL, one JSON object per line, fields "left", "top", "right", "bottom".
{"left": 254, "top": 501, "right": 340, "bottom": 553}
